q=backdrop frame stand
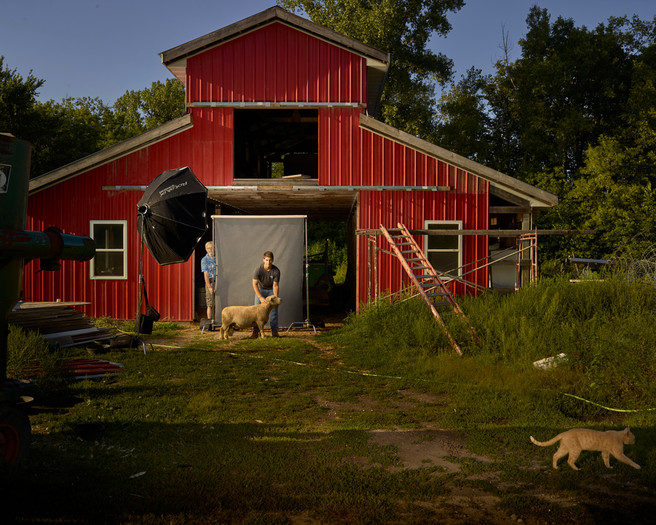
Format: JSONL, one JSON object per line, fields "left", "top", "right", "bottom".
{"left": 286, "top": 217, "right": 316, "bottom": 334}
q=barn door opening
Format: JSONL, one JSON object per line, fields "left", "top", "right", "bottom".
{"left": 233, "top": 108, "right": 318, "bottom": 179}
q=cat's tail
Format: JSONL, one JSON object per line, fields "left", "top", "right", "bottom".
{"left": 530, "top": 434, "right": 562, "bottom": 447}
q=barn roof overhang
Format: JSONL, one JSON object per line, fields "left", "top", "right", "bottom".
{"left": 159, "top": 6, "right": 390, "bottom": 117}
{"left": 205, "top": 180, "right": 455, "bottom": 222}
{"left": 28, "top": 114, "right": 193, "bottom": 195}
{"left": 207, "top": 180, "right": 358, "bottom": 221}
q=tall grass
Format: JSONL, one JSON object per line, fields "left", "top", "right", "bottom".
{"left": 463, "top": 276, "right": 656, "bottom": 409}
{"left": 7, "top": 325, "right": 72, "bottom": 397}
{"left": 326, "top": 275, "right": 656, "bottom": 413}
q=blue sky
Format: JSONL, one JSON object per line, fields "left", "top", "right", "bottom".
{"left": 2, "top": 0, "right": 654, "bottom": 105}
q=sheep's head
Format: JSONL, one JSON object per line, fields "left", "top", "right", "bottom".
{"left": 266, "top": 295, "right": 282, "bottom": 306}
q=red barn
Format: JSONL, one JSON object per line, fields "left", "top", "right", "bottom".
{"left": 24, "top": 7, "right": 557, "bottom": 322}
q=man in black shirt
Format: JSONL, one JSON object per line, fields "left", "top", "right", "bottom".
{"left": 251, "top": 251, "right": 281, "bottom": 337}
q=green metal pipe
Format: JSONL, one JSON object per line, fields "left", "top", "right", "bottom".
{"left": 1, "top": 134, "right": 95, "bottom": 387}
{"left": 0, "top": 228, "right": 95, "bottom": 261}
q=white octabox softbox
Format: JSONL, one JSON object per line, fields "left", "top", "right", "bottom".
{"left": 212, "top": 215, "right": 306, "bottom": 328}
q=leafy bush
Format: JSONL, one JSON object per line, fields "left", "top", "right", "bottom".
{"left": 308, "top": 222, "right": 348, "bottom": 284}
{"left": 7, "top": 325, "right": 72, "bottom": 397}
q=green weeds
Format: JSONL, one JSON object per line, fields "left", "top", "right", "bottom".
{"left": 6, "top": 325, "right": 72, "bottom": 397}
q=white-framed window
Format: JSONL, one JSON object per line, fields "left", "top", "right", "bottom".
{"left": 90, "top": 220, "right": 127, "bottom": 279}
{"left": 424, "top": 220, "right": 462, "bottom": 280}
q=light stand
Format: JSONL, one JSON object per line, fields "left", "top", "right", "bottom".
{"left": 132, "top": 210, "right": 148, "bottom": 354}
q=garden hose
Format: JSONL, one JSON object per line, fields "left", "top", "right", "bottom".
{"left": 560, "top": 392, "right": 656, "bottom": 413}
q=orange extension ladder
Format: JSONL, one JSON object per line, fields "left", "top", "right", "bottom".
{"left": 379, "top": 223, "right": 479, "bottom": 355}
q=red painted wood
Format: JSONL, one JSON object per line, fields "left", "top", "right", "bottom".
{"left": 186, "top": 23, "right": 366, "bottom": 104}
{"left": 24, "top": 112, "right": 233, "bottom": 321}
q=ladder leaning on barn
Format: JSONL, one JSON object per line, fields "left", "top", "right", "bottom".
{"left": 379, "top": 223, "right": 479, "bottom": 355}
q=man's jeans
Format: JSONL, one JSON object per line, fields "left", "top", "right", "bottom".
{"left": 253, "top": 286, "right": 278, "bottom": 333}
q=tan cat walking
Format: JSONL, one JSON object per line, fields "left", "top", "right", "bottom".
{"left": 530, "top": 427, "right": 640, "bottom": 470}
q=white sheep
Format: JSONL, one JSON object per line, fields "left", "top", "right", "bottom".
{"left": 219, "top": 295, "right": 282, "bottom": 339}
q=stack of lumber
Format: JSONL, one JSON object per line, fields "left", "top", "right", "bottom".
{"left": 8, "top": 303, "right": 115, "bottom": 348}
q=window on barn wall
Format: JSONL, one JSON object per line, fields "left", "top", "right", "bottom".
{"left": 90, "top": 220, "right": 127, "bottom": 279}
{"left": 233, "top": 108, "right": 318, "bottom": 179}
{"left": 424, "top": 221, "right": 462, "bottom": 280}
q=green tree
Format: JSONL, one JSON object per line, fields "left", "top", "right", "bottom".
{"left": 548, "top": 36, "right": 656, "bottom": 260}
{"left": 434, "top": 67, "right": 491, "bottom": 162}
{"left": 1, "top": 57, "right": 108, "bottom": 175}
{"left": 619, "top": 42, "right": 656, "bottom": 188}
{"left": 0, "top": 56, "right": 44, "bottom": 141}
{"left": 278, "top": 0, "right": 464, "bottom": 139}
{"left": 103, "top": 89, "right": 143, "bottom": 146}
{"left": 552, "top": 136, "right": 656, "bottom": 260}
{"left": 435, "top": 10, "right": 656, "bottom": 261}
{"left": 32, "top": 97, "right": 108, "bottom": 175}
{"left": 494, "top": 7, "right": 632, "bottom": 182}
{"left": 103, "top": 79, "right": 185, "bottom": 146}
{"left": 141, "top": 78, "right": 186, "bottom": 129}
{"left": 1, "top": 56, "right": 184, "bottom": 175}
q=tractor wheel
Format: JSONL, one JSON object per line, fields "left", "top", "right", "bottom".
{"left": 0, "top": 405, "right": 31, "bottom": 465}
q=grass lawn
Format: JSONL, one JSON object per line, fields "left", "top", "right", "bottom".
{"left": 3, "top": 277, "right": 656, "bottom": 524}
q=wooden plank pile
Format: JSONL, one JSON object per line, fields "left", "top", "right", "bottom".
{"left": 8, "top": 303, "right": 115, "bottom": 348}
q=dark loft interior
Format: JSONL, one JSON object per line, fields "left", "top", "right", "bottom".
{"left": 233, "top": 108, "right": 319, "bottom": 179}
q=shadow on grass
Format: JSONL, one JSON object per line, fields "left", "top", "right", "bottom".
{"left": 4, "top": 417, "right": 655, "bottom": 524}
{"left": 1, "top": 419, "right": 453, "bottom": 524}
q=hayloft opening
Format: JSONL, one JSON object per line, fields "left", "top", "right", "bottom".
{"left": 233, "top": 108, "right": 319, "bottom": 179}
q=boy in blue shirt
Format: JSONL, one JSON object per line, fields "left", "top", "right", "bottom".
{"left": 201, "top": 241, "right": 216, "bottom": 320}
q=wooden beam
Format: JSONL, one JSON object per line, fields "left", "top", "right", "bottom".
{"left": 357, "top": 228, "right": 596, "bottom": 237}
{"left": 490, "top": 206, "right": 530, "bottom": 214}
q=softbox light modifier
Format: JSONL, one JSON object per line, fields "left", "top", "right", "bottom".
{"left": 137, "top": 167, "right": 208, "bottom": 265}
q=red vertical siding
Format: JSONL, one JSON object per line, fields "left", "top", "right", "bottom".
{"left": 24, "top": 109, "right": 234, "bottom": 321}
{"left": 347, "top": 134, "right": 489, "bottom": 304}
{"left": 357, "top": 188, "right": 488, "bottom": 305}
{"left": 186, "top": 23, "right": 366, "bottom": 104}
{"left": 317, "top": 107, "right": 489, "bottom": 303}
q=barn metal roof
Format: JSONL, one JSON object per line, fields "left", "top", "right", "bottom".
{"left": 28, "top": 114, "right": 194, "bottom": 194}
{"left": 358, "top": 115, "right": 558, "bottom": 209}
{"left": 159, "top": 6, "right": 390, "bottom": 117}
